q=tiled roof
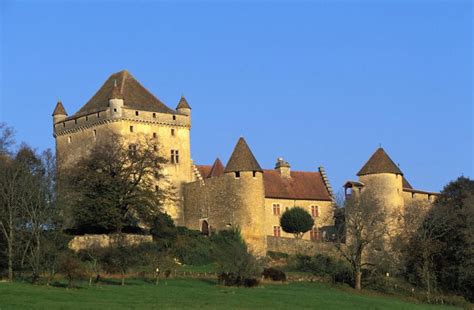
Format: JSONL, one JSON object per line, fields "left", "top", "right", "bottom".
{"left": 208, "top": 158, "right": 224, "bottom": 178}
{"left": 196, "top": 165, "right": 212, "bottom": 179}
{"left": 263, "top": 169, "right": 332, "bottom": 201}
{"left": 71, "top": 70, "right": 175, "bottom": 118}
{"left": 176, "top": 96, "right": 191, "bottom": 110}
{"left": 402, "top": 177, "right": 413, "bottom": 189}
{"left": 357, "top": 148, "right": 403, "bottom": 176}
{"left": 224, "top": 137, "right": 263, "bottom": 173}
{"left": 52, "top": 101, "right": 67, "bottom": 116}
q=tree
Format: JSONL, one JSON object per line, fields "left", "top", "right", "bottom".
{"left": 58, "top": 251, "right": 85, "bottom": 288}
{"left": 280, "top": 207, "right": 314, "bottom": 239}
{"left": 60, "top": 133, "right": 170, "bottom": 234}
{"left": 334, "top": 192, "right": 390, "bottom": 290}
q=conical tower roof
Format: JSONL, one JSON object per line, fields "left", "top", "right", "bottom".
{"left": 176, "top": 96, "right": 191, "bottom": 110}
{"left": 73, "top": 70, "right": 175, "bottom": 117}
{"left": 224, "top": 137, "right": 262, "bottom": 173}
{"left": 357, "top": 148, "right": 403, "bottom": 176}
{"left": 52, "top": 100, "right": 67, "bottom": 116}
{"left": 208, "top": 158, "right": 224, "bottom": 178}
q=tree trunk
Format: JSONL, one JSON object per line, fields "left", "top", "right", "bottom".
{"left": 354, "top": 269, "right": 362, "bottom": 290}
{"left": 7, "top": 234, "right": 13, "bottom": 281}
{"left": 121, "top": 273, "right": 125, "bottom": 286}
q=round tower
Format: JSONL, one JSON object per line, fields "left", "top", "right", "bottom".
{"left": 357, "top": 148, "right": 404, "bottom": 234}
{"left": 176, "top": 96, "right": 191, "bottom": 117}
{"left": 52, "top": 100, "right": 68, "bottom": 124}
{"left": 224, "top": 137, "right": 266, "bottom": 256}
{"left": 109, "top": 80, "right": 124, "bottom": 119}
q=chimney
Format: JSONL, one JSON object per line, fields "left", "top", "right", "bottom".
{"left": 275, "top": 157, "right": 291, "bottom": 178}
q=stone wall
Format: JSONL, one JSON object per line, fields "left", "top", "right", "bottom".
{"left": 266, "top": 236, "right": 335, "bottom": 256}
{"left": 69, "top": 234, "right": 153, "bottom": 251}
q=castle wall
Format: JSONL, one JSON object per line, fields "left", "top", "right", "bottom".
{"left": 264, "top": 198, "right": 333, "bottom": 240}
{"left": 183, "top": 171, "right": 267, "bottom": 256}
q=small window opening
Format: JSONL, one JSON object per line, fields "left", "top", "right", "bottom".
{"left": 155, "top": 185, "right": 159, "bottom": 192}
{"left": 172, "top": 115, "right": 176, "bottom": 120}
{"left": 171, "top": 129, "right": 175, "bottom": 136}
{"left": 235, "top": 171, "right": 240, "bottom": 178}
{"left": 252, "top": 171, "right": 257, "bottom": 177}
{"left": 62, "top": 122, "right": 66, "bottom": 128}
{"left": 128, "top": 144, "right": 137, "bottom": 156}
{"left": 152, "top": 113, "right": 156, "bottom": 118}
{"left": 130, "top": 126, "right": 134, "bottom": 133}
{"left": 85, "top": 116, "right": 88, "bottom": 121}
{"left": 153, "top": 145, "right": 158, "bottom": 152}
{"left": 68, "top": 136, "right": 72, "bottom": 143}
{"left": 153, "top": 132, "right": 157, "bottom": 139}
{"left": 135, "top": 111, "right": 139, "bottom": 116}
{"left": 74, "top": 119, "right": 77, "bottom": 124}
{"left": 114, "top": 108, "right": 117, "bottom": 112}
{"left": 93, "top": 129, "right": 97, "bottom": 137}
{"left": 97, "top": 112, "right": 100, "bottom": 118}
{"left": 171, "top": 150, "right": 179, "bottom": 164}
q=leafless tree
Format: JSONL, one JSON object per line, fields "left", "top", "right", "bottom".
{"left": 334, "top": 191, "right": 391, "bottom": 290}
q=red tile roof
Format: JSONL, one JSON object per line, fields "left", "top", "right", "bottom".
{"left": 357, "top": 148, "right": 403, "bottom": 176}
{"left": 263, "top": 169, "right": 332, "bottom": 201}
{"left": 208, "top": 158, "right": 224, "bottom": 178}
{"left": 196, "top": 165, "right": 211, "bottom": 179}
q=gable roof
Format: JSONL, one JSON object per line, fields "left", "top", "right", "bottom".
{"left": 357, "top": 148, "right": 403, "bottom": 176}
{"left": 208, "top": 158, "right": 224, "bottom": 178}
{"left": 176, "top": 96, "right": 191, "bottom": 110}
{"left": 264, "top": 170, "right": 332, "bottom": 201}
{"left": 52, "top": 101, "right": 67, "bottom": 116}
{"left": 224, "top": 137, "right": 262, "bottom": 173}
{"left": 72, "top": 70, "right": 175, "bottom": 118}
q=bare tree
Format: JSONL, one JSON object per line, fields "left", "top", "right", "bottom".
{"left": 334, "top": 192, "right": 391, "bottom": 290}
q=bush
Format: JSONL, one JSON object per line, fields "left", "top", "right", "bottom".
{"left": 291, "top": 254, "right": 352, "bottom": 285}
{"left": 172, "top": 229, "right": 213, "bottom": 265}
{"left": 217, "top": 272, "right": 259, "bottom": 287}
{"left": 58, "top": 252, "right": 85, "bottom": 288}
{"left": 280, "top": 207, "right": 314, "bottom": 238}
{"left": 262, "top": 268, "right": 287, "bottom": 282}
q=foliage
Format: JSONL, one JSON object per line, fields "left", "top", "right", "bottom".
{"left": 58, "top": 251, "right": 85, "bottom": 288}
{"left": 212, "top": 229, "right": 261, "bottom": 286}
{"left": 262, "top": 267, "right": 286, "bottom": 282}
{"left": 291, "top": 254, "right": 352, "bottom": 285}
{"left": 279, "top": 207, "right": 314, "bottom": 239}
{"left": 172, "top": 228, "right": 213, "bottom": 266}
{"left": 150, "top": 212, "right": 177, "bottom": 247}
{"left": 59, "top": 133, "right": 171, "bottom": 234}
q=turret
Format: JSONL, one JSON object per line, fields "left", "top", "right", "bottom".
{"left": 109, "top": 80, "right": 124, "bottom": 119}
{"left": 176, "top": 96, "right": 191, "bottom": 116}
{"left": 224, "top": 137, "right": 266, "bottom": 255}
{"left": 52, "top": 100, "right": 68, "bottom": 124}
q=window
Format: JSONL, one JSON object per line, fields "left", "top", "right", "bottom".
{"left": 68, "top": 136, "right": 72, "bottom": 143}
{"left": 153, "top": 132, "right": 157, "bottom": 139}
{"left": 153, "top": 145, "right": 158, "bottom": 152}
{"left": 310, "top": 227, "right": 319, "bottom": 241}
{"left": 172, "top": 115, "right": 176, "bottom": 120}
{"left": 154, "top": 171, "right": 160, "bottom": 178}
{"left": 272, "top": 204, "right": 280, "bottom": 216}
{"left": 97, "top": 112, "right": 100, "bottom": 118}
{"left": 235, "top": 171, "right": 240, "bottom": 178}
{"left": 171, "top": 150, "right": 179, "bottom": 164}
{"left": 114, "top": 108, "right": 117, "bottom": 112}
{"left": 311, "top": 205, "right": 319, "bottom": 217}
{"left": 171, "top": 129, "right": 175, "bottom": 136}
{"left": 128, "top": 144, "right": 137, "bottom": 156}
{"left": 62, "top": 122, "right": 65, "bottom": 128}
{"left": 135, "top": 111, "right": 139, "bottom": 116}
{"left": 253, "top": 171, "right": 257, "bottom": 178}
{"left": 74, "top": 119, "right": 77, "bottom": 124}
{"left": 273, "top": 226, "right": 281, "bottom": 237}
{"left": 85, "top": 116, "right": 88, "bottom": 121}
{"left": 155, "top": 185, "right": 159, "bottom": 192}
{"left": 93, "top": 129, "right": 97, "bottom": 137}
{"left": 130, "top": 126, "right": 134, "bottom": 133}
{"left": 152, "top": 113, "right": 156, "bottom": 118}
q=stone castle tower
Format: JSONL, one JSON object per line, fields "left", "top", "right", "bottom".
{"left": 52, "top": 70, "right": 193, "bottom": 225}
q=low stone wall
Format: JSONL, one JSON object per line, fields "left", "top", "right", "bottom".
{"left": 69, "top": 234, "right": 153, "bottom": 251}
{"left": 266, "top": 236, "right": 335, "bottom": 256}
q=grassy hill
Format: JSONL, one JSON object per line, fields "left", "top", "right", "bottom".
{"left": 0, "top": 278, "right": 457, "bottom": 309}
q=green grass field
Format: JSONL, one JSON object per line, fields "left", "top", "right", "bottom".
{"left": 0, "top": 278, "right": 457, "bottom": 309}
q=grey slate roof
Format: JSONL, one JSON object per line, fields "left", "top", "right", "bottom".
{"left": 357, "top": 148, "right": 403, "bottom": 176}
{"left": 176, "top": 96, "right": 191, "bottom": 110}
{"left": 224, "top": 137, "right": 263, "bottom": 173}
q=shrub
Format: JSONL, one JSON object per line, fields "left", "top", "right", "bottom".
{"left": 172, "top": 230, "right": 213, "bottom": 266}
{"left": 280, "top": 207, "right": 314, "bottom": 238}
{"left": 58, "top": 252, "right": 85, "bottom": 288}
{"left": 262, "top": 268, "right": 287, "bottom": 282}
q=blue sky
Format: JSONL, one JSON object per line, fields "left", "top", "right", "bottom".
{"left": 0, "top": 0, "right": 472, "bottom": 193}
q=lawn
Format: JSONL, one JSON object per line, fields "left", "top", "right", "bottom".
{"left": 0, "top": 278, "right": 457, "bottom": 310}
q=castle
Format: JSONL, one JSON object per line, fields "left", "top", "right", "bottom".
{"left": 52, "top": 70, "right": 438, "bottom": 255}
